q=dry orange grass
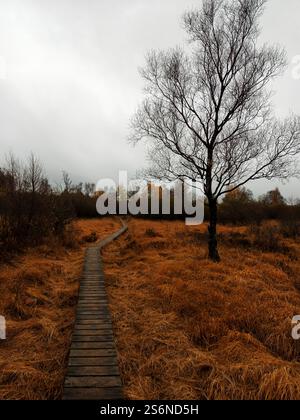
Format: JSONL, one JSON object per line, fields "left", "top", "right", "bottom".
{"left": 0, "top": 217, "right": 119, "bottom": 400}
{"left": 102, "top": 219, "right": 300, "bottom": 400}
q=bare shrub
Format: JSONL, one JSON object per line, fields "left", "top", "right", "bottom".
{"left": 280, "top": 220, "right": 300, "bottom": 239}
{"left": 0, "top": 154, "right": 75, "bottom": 259}
{"left": 248, "top": 224, "right": 289, "bottom": 254}
{"left": 145, "top": 228, "right": 157, "bottom": 238}
{"left": 220, "top": 231, "right": 252, "bottom": 249}
{"left": 61, "top": 225, "right": 80, "bottom": 249}
{"left": 82, "top": 231, "right": 98, "bottom": 243}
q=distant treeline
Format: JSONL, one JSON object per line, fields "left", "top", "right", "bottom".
{"left": 1, "top": 153, "right": 299, "bottom": 259}
{"left": 217, "top": 187, "right": 300, "bottom": 225}
{"left": 0, "top": 154, "right": 97, "bottom": 258}
{"left": 124, "top": 186, "right": 300, "bottom": 225}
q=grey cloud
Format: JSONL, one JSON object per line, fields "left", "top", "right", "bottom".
{"left": 0, "top": 0, "right": 299, "bottom": 197}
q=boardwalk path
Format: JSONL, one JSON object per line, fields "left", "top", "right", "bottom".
{"left": 63, "top": 220, "right": 128, "bottom": 400}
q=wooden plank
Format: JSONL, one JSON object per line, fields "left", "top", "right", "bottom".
{"left": 80, "top": 281, "right": 104, "bottom": 284}
{"left": 67, "top": 366, "right": 119, "bottom": 376}
{"left": 76, "top": 312, "right": 110, "bottom": 316}
{"left": 63, "top": 387, "right": 123, "bottom": 400}
{"left": 76, "top": 320, "right": 112, "bottom": 325}
{"left": 63, "top": 222, "right": 128, "bottom": 400}
{"left": 75, "top": 324, "right": 112, "bottom": 330}
{"left": 79, "top": 292, "right": 106, "bottom": 295}
{"left": 78, "top": 301, "right": 107, "bottom": 304}
{"left": 77, "top": 304, "right": 108, "bottom": 307}
{"left": 74, "top": 328, "right": 112, "bottom": 333}
{"left": 80, "top": 280, "right": 103, "bottom": 282}
{"left": 82, "top": 273, "right": 102, "bottom": 275}
{"left": 73, "top": 328, "right": 113, "bottom": 337}
{"left": 74, "top": 325, "right": 112, "bottom": 331}
{"left": 77, "top": 302, "right": 108, "bottom": 305}
{"left": 69, "top": 357, "right": 118, "bottom": 366}
{"left": 77, "top": 306, "right": 108, "bottom": 310}
{"left": 76, "top": 316, "right": 110, "bottom": 320}
{"left": 79, "top": 291, "right": 106, "bottom": 293}
{"left": 79, "top": 289, "right": 106, "bottom": 293}
{"left": 64, "top": 376, "right": 121, "bottom": 388}
{"left": 69, "top": 349, "right": 117, "bottom": 357}
{"left": 81, "top": 285, "right": 105, "bottom": 288}
{"left": 81, "top": 280, "right": 104, "bottom": 283}
{"left": 76, "top": 313, "right": 110, "bottom": 317}
{"left": 74, "top": 329, "right": 113, "bottom": 334}
{"left": 79, "top": 288, "right": 106, "bottom": 292}
{"left": 77, "top": 303, "right": 108, "bottom": 306}
{"left": 77, "top": 308, "right": 109, "bottom": 312}
{"left": 76, "top": 315, "right": 111, "bottom": 321}
{"left": 80, "top": 283, "right": 102, "bottom": 286}
{"left": 77, "top": 307, "right": 108, "bottom": 310}
{"left": 71, "top": 342, "right": 115, "bottom": 350}
{"left": 76, "top": 308, "right": 109, "bottom": 312}
{"left": 81, "top": 275, "right": 101, "bottom": 277}
{"left": 72, "top": 336, "right": 113, "bottom": 342}
{"left": 78, "top": 297, "right": 107, "bottom": 300}
{"left": 73, "top": 330, "right": 113, "bottom": 336}
{"left": 76, "top": 314, "right": 110, "bottom": 318}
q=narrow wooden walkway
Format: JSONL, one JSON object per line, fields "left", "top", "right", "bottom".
{"left": 63, "top": 221, "right": 127, "bottom": 400}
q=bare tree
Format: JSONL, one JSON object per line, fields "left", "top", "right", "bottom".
{"left": 130, "top": 0, "right": 300, "bottom": 261}
{"left": 5, "top": 152, "right": 24, "bottom": 193}
{"left": 24, "top": 153, "right": 45, "bottom": 228}
{"left": 24, "top": 153, "right": 44, "bottom": 194}
{"left": 84, "top": 182, "right": 96, "bottom": 197}
{"left": 62, "top": 171, "right": 73, "bottom": 193}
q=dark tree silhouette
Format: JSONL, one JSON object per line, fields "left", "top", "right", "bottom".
{"left": 62, "top": 171, "right": 73, "bottom": 193}
{"left": 130, "top": 0, "right": 300, "bottom": 261}
{"left": 260, "top": 188, "right": 286, "bottom": 206}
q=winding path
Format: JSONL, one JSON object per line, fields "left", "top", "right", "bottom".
{"left": 63, "top": 220, "right": 128, "bottom": 400}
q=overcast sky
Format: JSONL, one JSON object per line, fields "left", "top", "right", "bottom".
{"left": 0, "top": 0, "right": 299, "bottom": 198}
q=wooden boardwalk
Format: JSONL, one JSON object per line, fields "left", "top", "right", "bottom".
{"left": 63, "top": 222, "right": 127, "bottom": 400}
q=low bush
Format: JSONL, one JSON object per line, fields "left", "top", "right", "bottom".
{"left": 145, "top": 228, "right": 158, "bottom": 237}
{"left": 248, "top": 224, "right": 290, "bottom": 254}
{"left": 279, "top": 220, "right": 300, "bottom": 239}
{"left": 82, "top": 231, "right": 98, "bottom": 243}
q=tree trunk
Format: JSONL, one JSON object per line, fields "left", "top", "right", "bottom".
{"left": 208, "top": 199, "right": 220, "bottom": 262}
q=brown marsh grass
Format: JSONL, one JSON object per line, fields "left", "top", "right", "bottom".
{"left": 102, "top": 219, "right": 300, "bottom": 400}
{"left": 0, "top": 217, "right": 119, "bottom": 400}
